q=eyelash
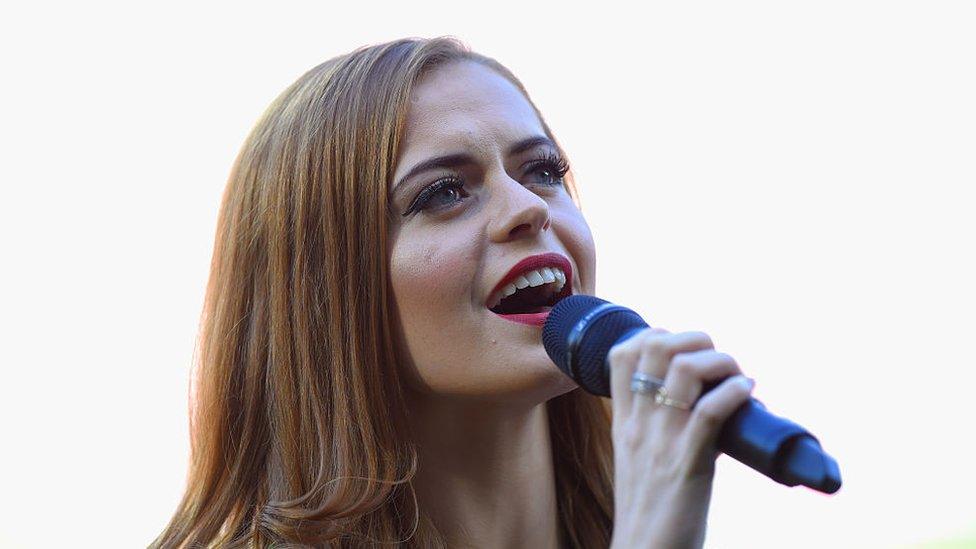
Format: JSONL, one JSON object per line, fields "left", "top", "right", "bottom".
{"left": 402, "top": 151, "right": 571, "bottom": 217}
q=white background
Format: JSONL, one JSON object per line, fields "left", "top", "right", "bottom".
{"left": 2, "top": 2, "right": 974, "bottom": 547}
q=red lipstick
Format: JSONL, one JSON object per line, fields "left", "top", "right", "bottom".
{"left": 487, "top": 252, "right": 574, "bottom": 327}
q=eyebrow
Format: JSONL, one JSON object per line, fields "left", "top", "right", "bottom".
{"left": 391, "top": 135, "right": 557, "bottom": 201}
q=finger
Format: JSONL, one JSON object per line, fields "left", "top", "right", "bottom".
{"left": 662, "top": 350, "right": 742, "bottom": 409}
{"left": 607, "top": 327, "right": 657, "bottom": 412}
{"left": 628, "top": 328, "right": 673, "bottom": 415}
{"left": 632, "top": 332, "right": 716, "bottom": 416}
{"left": 684, "top": 374, "right": 755, "bottom": 456}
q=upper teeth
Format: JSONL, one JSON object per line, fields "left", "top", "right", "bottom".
{"left": 488, "top": 267, "right": 567, "bottom": 310}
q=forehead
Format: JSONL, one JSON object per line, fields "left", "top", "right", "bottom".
{"left": 396, "top": 61, "right": 546, "bottom": 168}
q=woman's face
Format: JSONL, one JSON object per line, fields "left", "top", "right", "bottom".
{"left": 389, "top": 60, "right": 596, "bottom": 406}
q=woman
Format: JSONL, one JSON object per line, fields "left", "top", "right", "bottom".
{"left": 152, "top": 37, "right": 754, "bottom": 548}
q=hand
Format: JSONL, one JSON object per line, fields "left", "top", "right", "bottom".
{"left": 607, "top": 328, "right": 755, "bottom": 549}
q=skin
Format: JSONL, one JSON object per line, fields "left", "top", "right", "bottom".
{"left": 389, "top": 60, "right": 595, "bottom": 407}
{"left": 389, "top": 60, "right": 591, "bottom": 547}
{"left": 388, "top": 60, "right": 755, "bottom": 548}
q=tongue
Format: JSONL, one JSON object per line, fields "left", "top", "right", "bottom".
{"left": 500, "top": 305, "right": 552, "bottom": 315}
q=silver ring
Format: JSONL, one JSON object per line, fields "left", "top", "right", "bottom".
{"left": 630, "top": 372, "right": 665, "bottom": 395}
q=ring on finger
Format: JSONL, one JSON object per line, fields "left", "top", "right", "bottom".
{"left": 654, "top": 386, "right": 692, "bottom": 411}
{"left": 630, "top": 372, "right": 665, "bottom": 395}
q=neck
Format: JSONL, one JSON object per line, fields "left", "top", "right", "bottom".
{"left": 406, "top": 394, "right": 562, "bottom": 549}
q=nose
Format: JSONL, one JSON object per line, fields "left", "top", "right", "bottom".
{"left": 487, "top": 174, "right": 552, "bottom": 243}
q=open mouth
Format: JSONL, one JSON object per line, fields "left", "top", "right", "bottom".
{"left": 485, "top": 253, "right": 575, "bottom": 326}
{"left": 489, "top": 271, "right": 571, "bottom": 314}
{"left": 487, "top": 265, "right": 573, "bottom": 325}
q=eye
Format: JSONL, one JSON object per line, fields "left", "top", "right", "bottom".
{"left": 524, "top": 151, "right": 570, "bottom": 187}
{"left": 527, "top": 164, "right": 562, "bottom": 186}
{"left": 427, "top": 181, "right": 464, "bottom": 208}
{"left": 402, "top": 177, "right": 467, "bottom": 216}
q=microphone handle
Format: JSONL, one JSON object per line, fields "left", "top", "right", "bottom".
{"left": 716, "top": 396, "right": 842, "bottom": 494}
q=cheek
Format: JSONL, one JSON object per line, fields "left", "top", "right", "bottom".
{"left": 389, "top": 232, "right": 485, "bottom": 394}
{"left": 389, "top": 234, "right": 479, "bottom": 348}
{"left": 554, "top": 209, "right": 597, "bottom": 295}
{"left": 391, "top": 240, "right": 472, "bottom": 304}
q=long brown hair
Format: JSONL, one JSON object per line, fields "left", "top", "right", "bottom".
{"left": 151, "top": 37, "right": 614, "bottom": 548}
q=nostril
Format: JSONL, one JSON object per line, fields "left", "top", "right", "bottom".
{"left": 508, "top": 222, "right": 533, "bottom": 238}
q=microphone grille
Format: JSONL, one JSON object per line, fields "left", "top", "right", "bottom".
{"left": 543, "top": 295, "right": 648, "bottom": 397}
{"left": 542, "top": 295, "right": 606, "bottom": 376}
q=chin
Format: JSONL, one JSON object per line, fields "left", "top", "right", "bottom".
{"left": 509, "top": 360, "right": 578, "bottom": 407}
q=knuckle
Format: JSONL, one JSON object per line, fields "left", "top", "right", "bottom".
{"left": 608, "top": 344, "right": 636, "bottom": 368}
{"left": 716, "top": 352, "right": 740, "bottom": 372}
{"left": 689, "top": 331, "right": 714, "bottom": 349}
{"left": 609, "top": 328, "right": 652, "bottom": 363}
{"left": 607, "top": 345, "right": 625, "bottom": 364}
{"left": 672, "top": 354, "right": 697, "bottom": 375}
{"left": 643, "top": 335, "right": 669, "bottom": 356}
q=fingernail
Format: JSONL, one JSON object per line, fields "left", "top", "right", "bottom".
{"left": 737, "top": 376, "right": 755, "bottom": 390}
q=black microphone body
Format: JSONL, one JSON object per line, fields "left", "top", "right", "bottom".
{"left": 542, "top": 295, "right": 842, "bottom": 494}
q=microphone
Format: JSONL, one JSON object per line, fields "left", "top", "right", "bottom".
{"left": 542, "top": 295, "right": 842, "bottom": 494}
